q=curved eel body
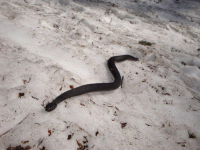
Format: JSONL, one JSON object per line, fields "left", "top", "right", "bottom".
{"left": 45, "top": 55, "right": 139, "bottom": 112}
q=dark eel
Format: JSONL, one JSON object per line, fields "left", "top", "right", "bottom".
{"left": 45, "top": 55, "right": 139, "bottom": 112}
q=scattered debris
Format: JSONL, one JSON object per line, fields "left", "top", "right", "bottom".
{"left": 145, "top": 123, "right": 151, "bottom": 126}
{"left": 80, "top": 103, "right": 85, "bottom": 106}
{"left": 181, "top": 61, "right": 186, "bottom": 65}
{"left": 142, "top": 79, "right": 147, "bottom": 82}
{"left": 161, "top": 122, "right": 171, "bottom": 128}
{"left": 188, "top": 131, "right": 196, "bottom": 139}
{"left": 68, "top": 135, "right": 72, "bottom": 140}
{"left": 95, "top": 131, "right": 99, "bottom": 136}
{"left": 163, "top": 100, "right": 173, "bottom": 105}
{"left": 21, "top": 141, "right": 29, "bottom": 144}
{"left": 139, "top": 40, "right": 152, "bottom": 46}
{"left": 188, "top": 105, "right": 197, "bottom": 111}
{"left": 115, "top": 107, "right": 119, "bottom": 111}
{"left": 76, "top": 136, "right": 89, "bottom": 150}
{"left": 48, "top": 130, "right": 51, "bottom": 136}
{"left": 22, "top": 78, "right": 31, "bottom": 84}
{"left": 76, "top": 140, "right": 84, "bottom": 150}
{"left": 6, "top": 145, "right": 31, "bottom": 150}
{"left": 163, "top": 93, "right": 170, "bottom": 96}
{"left": 60, "top": 87, "right": 62, "bottom": 91}
{"left": 39, "top": 146, "right": 48, "bottom": 150}
{"left": 90, "top": 99, "right": 96, "bottom": 104}
{"left": 83, "top": 136, "right": 88, "bottom": 144}
{"left": 18, "top": 93, "right": 25, "bottom": 98}
{"left": 176, "top": 141, "right": 186, "bottom": 147}
{"left": 68, "top": 133, "right": 74, "bottom": 140}
{"left": 121, "top": 122, "right": 127, "bottom": 129}
{"left": 31, "top": 96, "right": 38, "bottom": 100}
{"left": 37, "top": 138, "right": 44, "bottom": 148}
{"left": 53, "top": 24, "right": 59, "bottom": 29}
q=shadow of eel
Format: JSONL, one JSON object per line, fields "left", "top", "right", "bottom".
{"left": 45, "top": 55, "right": 139, "bottom": 112}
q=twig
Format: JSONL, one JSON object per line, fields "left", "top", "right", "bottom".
{"left": 0, "top": 115, "right": 28, "bottom": 137}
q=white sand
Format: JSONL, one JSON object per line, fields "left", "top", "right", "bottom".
{"left": 0, "top": 0, "right": 200, "bottom": 149}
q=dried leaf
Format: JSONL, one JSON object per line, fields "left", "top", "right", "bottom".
{"left": 68, "top": 134, "right": 72, "bottom": 140}
{"left": 121, "top": 122, "right": 127, "bottom": 129}
{"left": 76, "top": 140, "right": 84, "bottom": 150}
{"left": 142, "top": 79, "right": 147, "bottom": 82}
{"left": 139, "top": 40, "right": 152, "bottom": 46}
{"left": 21, "top": 141, "right": 29, "bottom": 144}
{"left": 6, "top": 145, "right": 31, "bottom": 150}
{"left": 18, "top": 93, "right": 25, "bottom": 98}
{"left": 48, "top": 130, "right": 51, "bottom": 136}
{"left": 39, "top": 146, "right": 48, "bottom": 150}
{"left": 188, "top": 131, "right": 196, "bottom": 139}
{"left": 95, "top": 131, "right": 99, "bottom": 136}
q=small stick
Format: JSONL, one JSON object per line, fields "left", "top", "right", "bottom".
{"left": 0, "top": 115, "right": 28, "bottom": 137}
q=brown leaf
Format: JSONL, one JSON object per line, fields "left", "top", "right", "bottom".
{"left": 67, "top": 133, "right": 74, "bottom": 140}
{"left": 68, "top": 134, "right": 72, "bottom": 140}
{"left": 22, "top": 78, "right": 31, "bottom": 84}
{"left": 48, "top": 130, "right": 51, "bottom": 136}
{"left": 21, "top": 140, "right": 29, "bottom": 144}
{"left": 83, "top": 136, "right": 88, "bottom": 144}
{"left": 142, "top": 79, "right": 147, "bottom": 82}
{"left": 176, "top": 141, "right": 186, "bottom": 147}
{"left": 80, "top": 103, "right": 85, "bottom": 106}
{"left": 121, "top": 122, "right": 127, "bottom": 129}
{"left": 39, "top": 146, "right": 48, "bottom": 150}
{"left": 6, "top": 145, "right": 31, "bottom": 150}
{"left": 95, "top": 131, "right": 99, "bottom": 136}
{"left": 76, "top": 140, "right": 83, "bottom": 147}
{"left": 70, "top": 85, "right": 74, "bottom": 89}
{"left": 18, "top": 93, "right": 25, "bottom": 98}
{"left": 188, "top": 131, "right": 196, "bottom": 139}
{"left": 76, "top": 140, "right": 84, "bottom": 150}
{"left": 163, "top": 93, "right": 170, "bottom": 96}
